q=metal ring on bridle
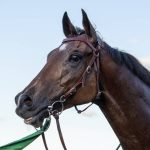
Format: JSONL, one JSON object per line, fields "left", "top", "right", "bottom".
{"left": 86, "top": 66, "right": 92, "bottom": 74}
{"left": 48, "top": 100, "right": 64, "bottom": 116}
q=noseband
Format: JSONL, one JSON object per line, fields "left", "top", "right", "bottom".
{"left": 48, "top": 36, "right": 102, "bottom": 115}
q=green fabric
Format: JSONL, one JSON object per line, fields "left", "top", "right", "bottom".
{"left": 0, "top": 118, "right": 51, "bottom": 150}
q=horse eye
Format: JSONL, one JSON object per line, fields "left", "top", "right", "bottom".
{"left": 69, "top": 54, "right": 82, "bottom": 63}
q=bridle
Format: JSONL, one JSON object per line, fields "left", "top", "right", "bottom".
{"left": 62, "top": 36, "right": 102, "bottom": 101}
{"left": 47, "top": 35, "right": 103, "bottom": 150}
{"left": 48, "top": 35, "right": 103, "bottom": 114}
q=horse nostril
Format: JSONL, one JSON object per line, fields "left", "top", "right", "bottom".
{"left": 18, "top": 94, "right": 33, "bottom": 107}
{"left": 23, "top": 97, "right": 33, "bottom": 107}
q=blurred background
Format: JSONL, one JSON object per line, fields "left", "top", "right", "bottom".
{"left": 0, "top": 0, "right": 150, "bottom": 149}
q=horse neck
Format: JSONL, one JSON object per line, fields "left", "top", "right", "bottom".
{"left": 96, "top": 48, "right": 150, "bottom": 150}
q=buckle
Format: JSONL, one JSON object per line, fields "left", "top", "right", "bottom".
{"left": 86, "top": 66, "right": 91, "bottom": 74}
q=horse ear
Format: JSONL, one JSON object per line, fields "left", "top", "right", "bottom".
{"left": 62, "top": 12, "right": 77, "bottom": 37}
{"left": 82, "top": 9, "right": 97, "bottom": 42}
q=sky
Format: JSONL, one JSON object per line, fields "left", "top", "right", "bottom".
{"left": 0, "top": 0, "right": 150, "bottom": 150}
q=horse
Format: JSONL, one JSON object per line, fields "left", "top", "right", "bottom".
{"left": 15, "top": 9, "right": 150, "bottom": 150}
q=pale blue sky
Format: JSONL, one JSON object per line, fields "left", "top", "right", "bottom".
{"left": 0, "top": 0, "right": 150, "bottom": 150}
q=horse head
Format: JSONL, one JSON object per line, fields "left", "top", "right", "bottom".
{"left": 15, "top": 10, "right": 101, "bottom": 128}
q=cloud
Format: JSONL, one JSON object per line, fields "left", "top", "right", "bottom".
{"left": 81, "top": 110, "right": 97, "bottom": 118}
{"left": 0, "top": 117, "right": 5, "bottom": 122}
{"left": 140, "top": 58, "right": 150, "bottom": 70}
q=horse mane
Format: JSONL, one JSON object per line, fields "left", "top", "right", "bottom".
{"left": 75, "top": 27, "right": 150, "bottom": 87}
{"left": 103, "top": 42, "right": 150, "bottom": 87}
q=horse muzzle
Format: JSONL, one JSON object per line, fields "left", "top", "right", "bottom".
{"left": 15, "top": 93, "right": 49, "bottom": 128}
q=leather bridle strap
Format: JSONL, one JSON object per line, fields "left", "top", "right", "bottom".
{"left": 53, "top": 113, "right": 67, "bottom": 150}
{"left": 63, "top": 37, "right": 99, "bottom": 52}
{"left": 61, "top": 37, "right": 101, "bottom": 101}
{"left": 41, "top": 133, "right": 49, "bottom": 150}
